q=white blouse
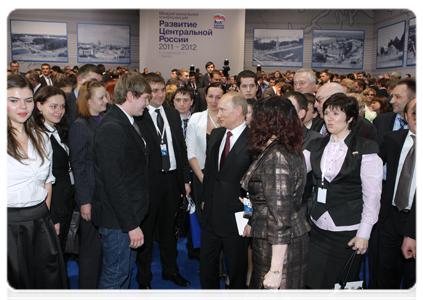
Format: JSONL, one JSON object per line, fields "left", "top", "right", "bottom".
{"left": 186, "top": 110, "right": 209, "bottom": 169}
{"left": 7, "top": 132, "right": 55, "bottom": 208}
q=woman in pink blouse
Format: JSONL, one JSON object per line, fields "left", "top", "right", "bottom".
{"left": 303, "top": 93, "right": 383, "bottom": 289}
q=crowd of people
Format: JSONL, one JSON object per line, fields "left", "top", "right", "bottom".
{"left": 7, "top": 60, "right": 416, "bottom": 290}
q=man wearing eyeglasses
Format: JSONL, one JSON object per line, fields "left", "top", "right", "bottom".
{"left": 310, "top": 82, "right": 377, "bottom": 143}
{"left": 293, "top": 69, "right": 316, "bottom": 95}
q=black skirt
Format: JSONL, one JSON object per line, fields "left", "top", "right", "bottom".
{"left": 306, "top": 222, "right": 362, "bottom": 289}
{"left": 8, "top": 201, "right": 68, "bottom": 289}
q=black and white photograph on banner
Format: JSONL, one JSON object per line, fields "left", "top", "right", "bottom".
{"left": 376, "top": 20, "right": 405, "bottom": 69}
{"left": 10, "top": 19, "right": 68, "bottom": 62}
{"left": 406, "top": 17, "right": 416, "bottom": 66}
{"left": 252, "top": 28, "right": 304, "bottom": 67}
{"left": 311, "top": 29, "right": 364, "bottom": 69}
{"left": 77, "top": 23, "right": 131, "bottom": 64}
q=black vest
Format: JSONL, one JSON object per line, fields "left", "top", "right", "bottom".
{"left": 309, "top": 133, "right": 379, "bottom": 226}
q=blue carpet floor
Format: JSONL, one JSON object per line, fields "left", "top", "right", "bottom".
{"left": 67, "top": 236, "right": 370, "bottom": 289}
{"left": 67, "top": 237, "right": 227, "bottom": 289}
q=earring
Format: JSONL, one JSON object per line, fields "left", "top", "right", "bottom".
{"left": 39, "top": 110, "right": 43, "bottom": 115}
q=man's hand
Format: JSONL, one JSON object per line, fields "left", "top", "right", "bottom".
{"left": 128, "top": 227, "right": 144, "bottom": 249}
{"left": 401, "top": 237, "right": 416, "bottom": 259}
{"left": 243, "top": 224, "right": 251, "bottom": 237}
{"left": 80, "top": 203, "right": 91, "bottom": 222}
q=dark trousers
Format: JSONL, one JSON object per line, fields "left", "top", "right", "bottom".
{"left": 136, "top": 171, "right": 181, "bottom": 284}
{"left": 376, "top": 206, "right": 416, "bottom": 289}
{"left": 78, "top": 217, "right": 103, "bottom": 289}
{"left": 199, "top": 220, "right": 249, "bottom": 289}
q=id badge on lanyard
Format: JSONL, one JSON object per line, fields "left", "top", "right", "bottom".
{"left": 160, "top": 141, "right": 168, "bottom": 156}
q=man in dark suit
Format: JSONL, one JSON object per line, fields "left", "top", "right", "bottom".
{"left": 134, "top": 73, "right": 191, "bottom": 289}
{"left": 311, "top": 82, "right": 377, "bottom": 142}
{"left": 188, "top": 72, "right": 198, "bottom": 97}
{"left": 90, "top": 72, "right": 151, "bottom": 289}
{"left": 200, "top": 91, "right": 253, "bottom": 289}
{"left": 262, "top": 83, "right": 277, "bottom": 99}
{"left": 25, "top": 70, "right": 43, "bottom": 96}
{"left": 284, "top": 91, "right": 323, "bottom": 220}
{"left": 376, "top": 78, "right": 389, "bottom": 97}
{"left": 40, "top": 63, "right": 53, "bottom": 86}
{"left": 194, "top": 70, "right": 222, "bottom": 113}
{"left": 375, "top": 97, "right": 416, "bottom": 289}
{"left": 197, "top": 61, "right": 215, "bottom": 89}
{"left": 65, "top": 64, "right": 103, "bottom": 128}
{"left": 373, "top": 78, "right": 415, "bottom": 145}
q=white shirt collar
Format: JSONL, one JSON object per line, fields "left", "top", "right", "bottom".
{"left": 116, "top": 104, "right": 134, "bottom": 124}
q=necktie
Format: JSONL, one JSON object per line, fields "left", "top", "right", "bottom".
{"left": 183, "top": 118, "right": 189, "bottom": 138}
{"left": 133, "top": 122, "right": 141, "bottom": 136}
{"left": 156, "top": 109, "right": 170, "bottom": 172}
{"left": 399, "top": 118, "right": 407, "bottom": 129}
{"left": 220, "top": 131, "right": 232, "bottom": 171}
{"left": 394, "top": 135, "right": 416, "bottom": 211}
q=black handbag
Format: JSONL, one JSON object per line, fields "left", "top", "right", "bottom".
{"left": 64, "top": 210, "right": 80, "bottom": 254}
{"left": 334, "top": 250, "right": 363, "bottom": 289}
{"left": 327, "top": 251, "right": 367, "bottom": 300}
{"left": 257, "top": 285, "right": 283, "bottom": 300}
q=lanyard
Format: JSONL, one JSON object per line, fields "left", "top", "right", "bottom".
{"left": 153, "top": 109, "right": 169, "bottom": 143}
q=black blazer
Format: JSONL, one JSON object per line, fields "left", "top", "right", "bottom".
{"left": 134, "top": 105, "right": 190, "bottom": 203}
{"left": 91, "top": 105, "right": 150, "bottom": 232}
{"left": 311, "top": 115, "right": 378, "bottom": 143}
{"left": 49, "top": 135, "right": 75, "bottom": 224}
{"left": 201, "top": 126, "right": 253, "bottom": 237}
{"left": 66, "top": 89, "right": 79, "bottom": 128}
{"left": 40, "top": 75, "right": 51, "bottom": 87}
{"left": 378, "top": 129, "right": 411, "bottom": 224}
{"left": 373, "top": 112, "right": 396, "bottom": 146}
{"left": 68, "top": 116, "right": 99, "bottom": 207}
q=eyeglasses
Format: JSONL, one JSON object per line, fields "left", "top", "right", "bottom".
{"left": 366, "top": 94, "right": 375, "bottom": 97}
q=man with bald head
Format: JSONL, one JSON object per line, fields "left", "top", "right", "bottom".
{"left": 311, "top": 82, "right": 377, "bottom": 142}
{"left": 294, "top": 69, "right": 316, "bottom": 94}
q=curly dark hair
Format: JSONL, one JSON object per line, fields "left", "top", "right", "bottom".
{"left": 248, "top": 96, "right": 303, "bottom": 157}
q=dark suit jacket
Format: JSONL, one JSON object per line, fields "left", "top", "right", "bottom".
{"left": 49, "top": 135, "right": 75, "bottom": 224}
{"left": 194, "top": 86, "right": 207, "bottom": 113}
{"left": 377, "top": 129, "right": 410, "bottom": 224}
{"left": 373, "top": 112, "right": 396, "bottom": 146}
{"left": 134, "top": 105, "right": 190, "bottom": 203}
{"left": 262, "top": 86, "right": 276, "bottom": 99}
{"left": 66, "top": 89, "right": 79, "bottom": 128}
{"left": 68, "top": 116, "right": 99, "bottom": 207}
{"left": 40, "top": 75, "right": 51, "bottom": 87}
{"left": 91, "top": 105, "right": 150, "bottom": 232}
{"left": 311, "top": 115, "right": 378, "bottom": 143}
{"left": 201, "top": 126, "right": 253, "bottom": 237}
{"left": 198, "top": 73, "right": 210, "bottom": 89}
{"left": 377, "top": 88, "right": 389, "bottom": 97}
{"left": 403, "top": 200, "right": 416, "bottom": 239}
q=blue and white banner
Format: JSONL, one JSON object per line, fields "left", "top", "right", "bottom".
{"left": 139, "top": 10, "right": 245, "bottom": 78}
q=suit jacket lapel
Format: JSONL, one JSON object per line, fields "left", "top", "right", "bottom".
{"left": 143, "top": 109, "right": 161, "bottom": 145}
{"left": 219, "top": 127, "right": 249, "bottom": 174}
{"left": 86, "top": 117, "right": 99, "bottom": 132}
{"left": 210, "top": 128, "right": 226, "bottom": 175}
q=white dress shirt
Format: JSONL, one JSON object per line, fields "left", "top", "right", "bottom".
{"left": 218, "top": 122, "right": 247, "bottom": 171}
{"left": 148, "top": 105, "right": 177, "bottom": 171}
{"left": 7, "top": 132, "right": 55, "bottom": 207}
